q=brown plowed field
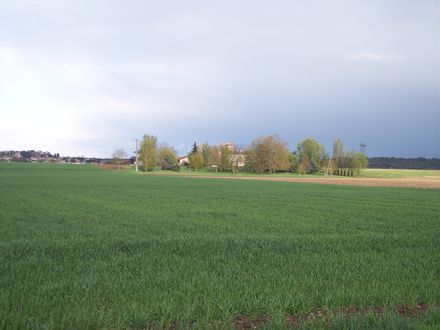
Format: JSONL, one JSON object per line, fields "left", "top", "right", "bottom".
{"left": 175, "top": 175, "right": 440, "bottom": 189}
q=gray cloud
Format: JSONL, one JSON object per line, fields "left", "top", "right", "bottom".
{"left": 1, "top": 0, "right": 439, "bottom": 157}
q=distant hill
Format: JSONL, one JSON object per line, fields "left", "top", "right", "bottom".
{"left": 368, "top": 157, "right": 440, "bottom": 170}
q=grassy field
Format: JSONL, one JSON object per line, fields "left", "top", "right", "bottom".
{"left": 1, "top": 163, "right": 440, "bottom": 329}
{"left": 361, "top": 168, "right": 440, "bottom": 179}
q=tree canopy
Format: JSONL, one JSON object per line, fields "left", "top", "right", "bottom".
{"left": 139, "top": 135, "right": 157, "bottom": 171}
{"left": 297, "top": 138, "right": 326, "bottom": 173}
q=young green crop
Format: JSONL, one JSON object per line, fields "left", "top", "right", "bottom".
{"left": 1, "top": 163, "right": 439, "bottom": 329}
{"left": 360, "top": 168, "right": 440, "bottom": 179}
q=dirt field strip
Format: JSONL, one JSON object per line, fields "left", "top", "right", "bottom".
{"left": 153, "top": 174, "right": 440, "bottom": 189}
{"left": 232, "top": 303, "right": 432, "bottom": 329}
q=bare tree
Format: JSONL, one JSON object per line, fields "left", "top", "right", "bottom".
{"left": 208, "top": 145, "right": 221, "bottom": 172}
{"left": 200, "top": 144, "right": 211, "bottom": 169}
{"left": 218, "top": 145, "right": 232, "bottom": 172}
{"left": 332, "top": 138, "right": 345, "bottom": 170}
{"left": 112, "top": 149, "right": 127, "bottom": 170}
{"left": 248, "top": 135, "right": 290, "bottom": 174}
{"left": 243, "top": 147, "right": 257, "bottom": 173}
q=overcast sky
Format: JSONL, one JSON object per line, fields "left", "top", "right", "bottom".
{"left": 1, "top": 0, "right": 439, "bottom": 157}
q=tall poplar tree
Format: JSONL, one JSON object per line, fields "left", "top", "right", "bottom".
{"left": 139, "top": 135, "right": 158, "bottom": 171}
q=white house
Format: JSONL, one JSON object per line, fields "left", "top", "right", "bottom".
{"left": 177, "top": 143, "right": 245, "bottom": 167}
{"left": 177, "top": 155, "right": 189, "bottom": 165}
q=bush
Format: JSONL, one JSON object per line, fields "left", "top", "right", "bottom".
{"left": 161, "top": 164, "right": 180, "bottom": 172}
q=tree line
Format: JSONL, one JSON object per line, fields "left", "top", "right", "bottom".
{"left": 132, "top": 134, "right": 368, "bottom": 176}
{"left": 368, "top": 157, "right": 440, "bottom": 170}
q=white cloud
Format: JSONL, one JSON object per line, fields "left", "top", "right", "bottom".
{"left": 0, "top": 46, "right": 21, "bottom": 65}
{"left": 0, "top": 44, "right": 221, "bottom": 156}
{"left": 346, "top": 52, "right": 408, "bottom": 63}
{"left": 0, "top": 46, "right": 31, "bottom": 78}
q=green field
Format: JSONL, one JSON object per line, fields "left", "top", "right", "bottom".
{"left": 1, "top": 163, "right": 440, "bottom": 329}
{"left": 361, "top": 169, "right": 440, "bottom": 179}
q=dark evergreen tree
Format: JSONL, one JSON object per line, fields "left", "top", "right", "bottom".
{"left": 190, "top": 142, "right": 198, "bottom": 155}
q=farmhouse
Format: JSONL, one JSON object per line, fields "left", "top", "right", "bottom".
{"left": 231, "top": 153, "right": 245, "bottom": 167}
{"left": 177, "top": 155, "right": 189, "bottom": 165}
{"left": 222, "top": 143, "right": 245, "bottom": 167}
{"left": 177, "top": 143, "right": 245, "bottom": 167}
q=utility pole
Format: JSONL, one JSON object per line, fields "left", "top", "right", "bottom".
{"left": 135, "top": 138, "right": 139, "bottom": 172}
{"left": 360, "top": 141, "right": 367, "bottom": 154}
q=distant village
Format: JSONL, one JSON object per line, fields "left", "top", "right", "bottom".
{"left": 1, "top": 148, "right": 439, "bottom": 170}
{"left": 0, "top": 150, "right": 122, "bottom": 165}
